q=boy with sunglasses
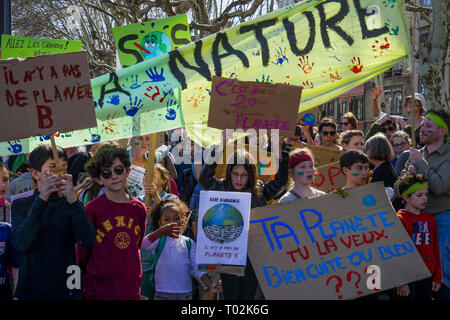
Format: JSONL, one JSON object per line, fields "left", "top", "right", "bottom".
{"left": 11, "top": 144, "right": 96, "bottom": 300}
{"left": 78, "top": 144, "right": 147, "bottom": 300}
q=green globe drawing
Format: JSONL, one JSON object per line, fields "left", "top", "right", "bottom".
{"left": 202, "top": 203, "right": 244, "bottom": 244}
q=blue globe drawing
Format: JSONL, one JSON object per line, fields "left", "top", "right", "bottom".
{"left": 202, "top": 203, "right": 244, "bottom": 244}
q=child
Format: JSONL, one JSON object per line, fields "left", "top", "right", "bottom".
{"left": 138, "top": 164, "right": 178, "bottom": 299}
{"left": 141, "top": 198, "right": 221, "bottom": 300}
{"left": 78, "top": 145, "right": 147, "bottom": 300}
{"left": 396, "top": 173, "right": 441, "bottom": 300}
{"left": 11, "top": 144, "right": 95, "bottom": 300}
{"left": 279, "top": 148, "right": 325, "bottom": 202}
{"left": 0, "top": 164, "right": 11, "bottom": 223}
{"left": 339, "top": 130, "right": 364, "bottom": 151}
{"left": 339, "top": 150, "right": 369, "bottom": 189}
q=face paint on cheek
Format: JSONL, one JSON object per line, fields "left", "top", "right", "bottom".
{"left": 426, "top": 131, "right": 433, "bottom": 134}
{"left": 297, "top": 172, "right": 305, "bottom": 176}
{"left": 351, "top": 173, "right": 359, "bottom": 177}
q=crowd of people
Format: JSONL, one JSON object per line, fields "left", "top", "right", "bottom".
{"left": 0, "top": 91, "right": 449, "bottom": 301}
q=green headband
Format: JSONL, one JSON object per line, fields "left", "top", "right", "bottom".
{"left": 401, "top": 182, "right": 428, "bottom": 197}
{"left": 425, "top": 113, "right": 450, "bottom": 144}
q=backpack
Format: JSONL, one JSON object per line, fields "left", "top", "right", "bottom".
{"left": 148, "top": 234, "right": 192, "bottom": 299}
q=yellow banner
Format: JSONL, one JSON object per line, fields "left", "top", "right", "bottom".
{"left": 174, "top": 0, "right": 410, "bottom": 146}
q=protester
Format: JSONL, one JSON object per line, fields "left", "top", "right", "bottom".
{"left": 141, "top": 198, "right": 221, "bottom": 300}
{"left": 0, "top": 164, "right": 11, "bottom": 223}
{"left": 390, "top": 131, "right": 412, "bottom": 169}
{"left": 395, "top": 173, "right": 441, "bottom": 300}
{"left": 6, "top": 163, "right": 34, "bottom": 203}
{"left": 198, "top": 146, "right": 289, "bottom": 300}
{"left": 316, "top": 118, "right": 342, "bottom": 151}
{"left": 279, "top": 148, "right": 325, "bottom": 202}
{"left": 138, "top": 164, "right": 178, "bottom": 299}
{"left": 0, "top": 220, "right": 19, "bottom": 300}
{"left": 11, "top": 144, "right": 95, "bottom": 300}
{"left": 399, "top": 109, "right": 450, "bottom": 300}
{"left": 66, "top": 146, "right": 90, "bottom": 187}
{"left": 78, "top": 144, "right": 147, "bottom": 300}
{"left": 365, "top": 113, "right": 399, "bottom": 142}
{"left": 340, "top": 112, "right": 358, "bottom": 131}
{"left": 364, "top": 133, "right": 396, "bottom": 188}
{"left": 339, "top": 130, "right": 365, "bottom": 151}
{"left": 339, "top": 150, "right": 369, "bottom": 189}
{"left": 404, "top": 93, "right": 427, "bottom": 146}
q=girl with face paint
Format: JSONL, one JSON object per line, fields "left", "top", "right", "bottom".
{"left": 279, "top": 148, "right": 325, "bottom": 202}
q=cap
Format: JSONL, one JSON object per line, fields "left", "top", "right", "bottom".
{"left": 405, "top": 93, "right": 427, "bottom": 112}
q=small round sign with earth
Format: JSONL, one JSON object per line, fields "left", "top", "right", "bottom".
{"left": 202, "top": 203, "right": 244, "bottom": 244}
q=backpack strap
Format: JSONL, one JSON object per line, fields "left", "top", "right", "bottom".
{"left": 289, "top": 189, "right": 302, "bottom": 199}
{"left": 151, "top": 234, "right": 167, "bottom": 271}
{"left": 185, "top": 238, "right": 191, "bottom": 260}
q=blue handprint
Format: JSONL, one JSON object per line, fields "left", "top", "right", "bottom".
{"left": 107, "top": 94, "right": 120, "bottom": 105}
{"left": 123, "top": 74, "right": 141, "bottom": 90}
{"left": 123, "top": 96, "right": 144, "bottom": 117}
{"left": 165, "top": 99, "right": 178, "bottom": 121}
{"left": 91, "top": 134, "right": 101, "bottom": 143}
{"left": 146, "top": 67, "right": 165, "bottom": 82}
{"left": 39, "top": 135, "right": 50, "bottom": 142}
{"left": 7, "top": 140, "right": 22, "bottom": 154}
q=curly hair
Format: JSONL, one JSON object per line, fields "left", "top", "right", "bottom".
{"left": 397, "top": 173, "right": 428, "bottom": 197}
{"left": 151, "top": 198, "right": 190, "bottom": 231}
{"left": 85, "top": 145, "right": 130, "bottom": 178}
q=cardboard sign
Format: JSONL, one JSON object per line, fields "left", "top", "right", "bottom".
{"left": 0, "top": 51, "right": 96, "bottom": 142}
{"left": 208, "top": 76, "right": 302, "bottom": 137}
{"left": 291, "top": 142, "right": 342, "bottom": 167}
{"left": 1, "top": 35, "right": 82, "bottom": 59}
{"left": 112, "top": 14, "right": 191, "bottom": 68}
{"left": 312, "top": 161, "right": 346, "bottom": 194}
{"left": 196, "top": 190, "right": 251, "bottom": 275}
{"left": 127, "top": 164, "right": 146, "bottom": 198}
{"left": 248, "top": 182, "right": 431, "bottom": 300}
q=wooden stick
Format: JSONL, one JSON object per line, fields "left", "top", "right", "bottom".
{"left": 145, "top": 133, "right": 158, "bottom": 209}
{"left": 50, "top": 134, "right": 64, "bottom": 176}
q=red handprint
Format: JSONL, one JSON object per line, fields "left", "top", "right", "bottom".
{"left": 349, "top": 57, "right": 363, "bottom": 73}
{"left": 301, "top": 80, "right": 314, "bottom": 89}
{"left": 298, "top": 55, "right": 314, "bottom": 74}
{"left": 102, "top": 112, "right": 118, "bottom": 134}
{"left": 145, "top": 85, "right": 168, "bottom": 103}
{"left": 372, "top": 37, "right": 391, "bottom": 58}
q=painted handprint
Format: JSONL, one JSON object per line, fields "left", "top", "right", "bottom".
{"left": 321, "top": 68, "right": 342, "bottom": 83}
{"left": 39, "top": 135, "right": 50, "bottom": 142}
{"left": 144, "top": 85, "right": 168, "bottom": 103}
{"left": 348, "top": 57, "right": 363, "bottom": 73}
{"left": 372, "top": 37, "right": 391, "bottom": 58}
{"left": 186, "top": 87, "right": 206, "bottom": 109}
{"left": 272, "top": 47, "right": 289, "bottom": 66}
{"left": 382, "top": 0, "right": 397, "bottom": 9}
{"left": 7, "top": 140, "right": 22, "bottom": 154}
{"left": 165, "top": 100, "right": 178, "bottom": 121}
{"left": 255, "top": 75, "right": 273, "bottom": 83}
{"left": 123, "top": 96, "right": 144, "bottom": 117}
{"left": 385, "top": 20, "right": 399, "bottom": 36}
{"left": 298, "top": 55, "right": 314, "bottom": 74}
{"left": 145, "top": 67, "right": 165, "bottom": 82}
{"left": 102, "top": 112, "right": 118, "bottom": 134}
{"left": 301, "top": 80, "right": 314, "bottom": 89}
{"left": 123, "top": 74, "right": 141, "bottom": 90}
{"left": 107, "top": 94, "right": 120, "bottom": 105}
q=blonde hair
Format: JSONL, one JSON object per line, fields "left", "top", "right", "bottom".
{"left": 154, "top": 163, "right": 171, "bottom": 193}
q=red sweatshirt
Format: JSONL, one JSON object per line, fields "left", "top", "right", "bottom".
{"left": 397, "top": 209, "right": 442, "bottom": 284}
{"left": 77, "top": 195, "right": 147, "bottom": 300}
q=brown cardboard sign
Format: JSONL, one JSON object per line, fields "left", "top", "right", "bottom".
{"left": 0, "top": 51, "right": 96, "bottom": 141}
{"left": 312, "top": 161, "right": 346, "bottom": 194}
{"left": 248, "top": 182, "right": 431, "bottom": 300}
{"left": 291, "top": 142, "right": 342, "bottom": 167}
{"left": 208, "top": 76, "right": 302, "bottom": 137}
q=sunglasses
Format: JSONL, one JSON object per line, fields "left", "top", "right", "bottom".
{"left": 382, "top": 126, "right": 396, "bottom": 133}
{"left": 321, "top": 131, "right": 336, "bottom": 136}
{"left": 341, "top": 121, "right": 350, "bottom": 126}
{"left": 101, "top": 165, "right": 125, "bottom": 179}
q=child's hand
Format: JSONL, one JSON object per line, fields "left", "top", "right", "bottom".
{"left": 210, "top": 280, "right": 222, "bottom": 294}
{"left": 432, "top": 281, "right": 441, "bottom": 292}
{"left": 160, "top": 222, "right": 181, "bottom": 238}
{"left": 144, "top": 183, "right": 158, "bottom": 198}
{"left": 396, "top": 284, "right": 410, "bottom": 297}
{"left": 58, "top": 174, "right": 78, "bottom": 204}
{"left": 39, "top": 175, "right": 61, "bottom": 201}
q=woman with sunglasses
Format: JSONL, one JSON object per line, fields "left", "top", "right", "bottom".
{"left": 198, "top": 143, "right": 289, "bottom": 300}
{"left": 365, "top": 113, "right": 399, "bottom": 143}
{"left": 340, "top": 112, "right": 358, "bottom": 132}
{"left": 316, "top": 118, "right": 343, "bottom": 151}
{"left": 79, "top": 144, "right": 147, "bottom": 300}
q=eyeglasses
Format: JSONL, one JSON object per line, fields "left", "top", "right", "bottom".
{"left": 231, "top": 172, "right": 248, "bottom": 179}
{"left": 382, "top": 126, "right": 396, "bottom": 133}
{"left": 321, "top": 131, "right": 336, "bottom": 136}
{"left": 101, "top": 165, "right": 125, "bottom": 179}
{"left": 393, "top": 141, "right": 408, "bottom": 148}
